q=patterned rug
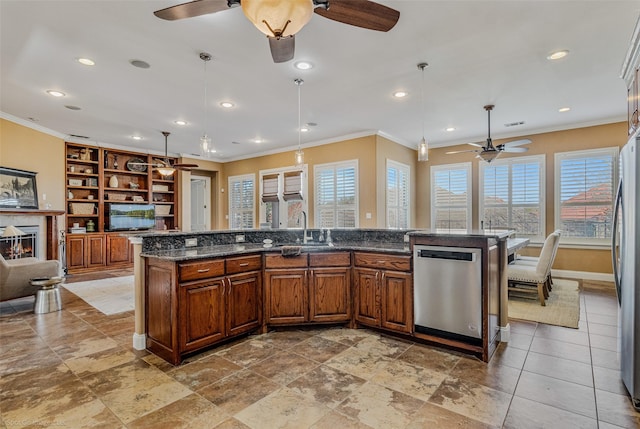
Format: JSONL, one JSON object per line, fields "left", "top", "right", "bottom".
{"left": 508, "top": 279, "right": 580, "bottom": 328}
{"left": 62, "top": 276, "right": 134, "bottom": 315}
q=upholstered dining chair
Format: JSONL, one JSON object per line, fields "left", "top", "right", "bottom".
{"left": 513, "top": 230, "right": 562, "bottom": 290}
{"left": 507, "top": 231, "right": 560, "bottom": 306}
{"left": 0, "top": 253, "right": 60, "bottom": 301}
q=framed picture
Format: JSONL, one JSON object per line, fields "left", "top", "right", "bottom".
{"left": 0, "top": 167, "right": 39, "bottom": 209}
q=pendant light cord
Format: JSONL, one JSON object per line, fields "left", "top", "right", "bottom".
{"left": 295, "top": 78, "right": 303, "bottom": 151}
{"left": 421, "top": 65, "right": 425, "bottom": 140}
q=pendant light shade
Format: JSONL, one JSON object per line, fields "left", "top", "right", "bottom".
{"left": 242, "top": 0, "right": 313, "bottom": 38}
{"left": 294, "top": 78, "right": 304, "bottom": 167}
{"left": 156, "top": 166, "right": 176, "bottom": 177}
{"left": 417, "top": 62, "right": 429, "bottom": 162}
{"left": 199, "top": 52, "right": 216, "bottom": 158}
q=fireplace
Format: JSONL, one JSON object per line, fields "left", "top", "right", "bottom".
{"left": 0, "top": 225, "right": 38, "bottom": 259}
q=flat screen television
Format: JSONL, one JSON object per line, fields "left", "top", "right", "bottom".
{"left": 107, "top": 203, "right": 156, "bottom": 231}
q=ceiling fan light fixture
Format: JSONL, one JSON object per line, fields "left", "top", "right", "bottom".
{"left": 156, "top": 166, "right": 176, "bottom": 177}
{"left": 242, "top": 0, "right": 313, "bottom": 37}
{"left": 477, "top": 150, "right": 501, "bottom": 163}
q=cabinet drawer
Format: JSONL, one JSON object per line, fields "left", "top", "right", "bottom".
{"left": 226, "top": 255, "right": 262, "bottom": 274}
{"left": 309, "top": 252, "right": 351, "bottom": 267}
{"left": 354, "top": 252, "right": 411, "bottom": 272}
{"left": 179, "top": 259, "right": 225, "bottom": 282}
{"left": 265, "top": 253, "right": 308, "bottom": 268}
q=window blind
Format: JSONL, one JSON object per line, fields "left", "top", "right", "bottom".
{"left": 261, "top": 173, "right": 279, "bottom": 203}
{"left": 387, "top": 161, "right": 410, "bottom": 229}
{"left": 314, "top": 161, "right": 358, "bottom": 228}
{"left": 283, "top": 170, "right": 303, "bottom": 201}
{"left": 556, "top": 148, "right": 617, "bottom": 241}
{"left": 431, "top": 163, "right": 471, "bottom": 231}
{"left": 229, "top": 174, "right": 255, "bottom": 229}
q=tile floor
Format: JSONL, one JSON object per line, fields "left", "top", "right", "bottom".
{"left": 1, "top": 276, "right": 639, "bottom": 428}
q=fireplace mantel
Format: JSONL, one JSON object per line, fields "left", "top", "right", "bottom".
{"left": 0, "top": 209, "right": 64, "bottom": 260}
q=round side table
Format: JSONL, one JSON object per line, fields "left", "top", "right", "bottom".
{"left": 32, "top": 277, "right": 64, "bottom": 314}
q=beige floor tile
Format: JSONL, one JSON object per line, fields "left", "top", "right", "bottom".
{"left": 293, "top": 335, "right": 350, "bottom": 363}
{"left": 595, "top": 389, "right": 640, "bottom": 428}
{"left": 523, "top": 351, "right": 593, "bottom": 387}
{"left": 287, "top": 364, "right": 366, "bottom": 408}
{"left": 450, "top": 356, "right": 521, "bottom": 394}
{"left": 309, "top": 411, "right": 374, "bottom": 429}
{"left": 369, "top": 359, "right": 447, "bottom": 401}
{"left": 0, "top": 362, "right": 77, "bottom": 401}
{"left": 592, "top": 366, "right": 627, "bottom": 396}
{"left": 317, "top": 327, "right": 377, "bottom": 346}
{"left": 127, "top": 393, "right": 228, "bottom": 429}
{"left": 503, "top": 396, "right": 598, "bottom": 429}
{"left": 406, "top": 402, "right": 497, "bottom": 429}
{"left": 533, "top": 323, "right": 590, "bottom": 346}
{"left": 214, "top": 339, "right": 276, "bottom": 367}
{"left": 213, "top": 418, "right": 253, "bottom": 429}
{"left": 249, "top": 351, "right": 318, "bottom": 385}
{"left": 397, "top": 344, "right": 461, "bottom": 373}
{"left": 234, "top": 387, "right": 330, "bottom": 429}
{"left": 428, "top": 376, "right": 512, "bottom": 427}
{"left": 352, "top": 335, "right": 412, "bottom": 358}
{"left": 529, "top": 336, "right": 591, "bottom": 364}
{"left": 168, "top": 355, "right": 243, "bottom": 390}
{"left": 489, "top": 342, "right": 528, "bottom": 370}
{"left": 325, "top": 347, "right": 392, "bottom": 380}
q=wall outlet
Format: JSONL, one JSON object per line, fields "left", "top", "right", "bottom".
{"left": 185, "top": 238, "right": 198, "bottom": 247}
{"left": 235, "top": 234, "right": 245, "bottom": 243}
{"left": 366, "top": 212, "right": 372, "bottom": 219}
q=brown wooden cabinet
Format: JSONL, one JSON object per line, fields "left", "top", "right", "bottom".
{"left": 264, "top": 251, "right": 351, "bottom": 326}
{"left": 146, "top": 254, "right": 262, "bottom": 365}
{"left": 106, "top": 234, "right": 132, "bottom": 265}
{"left": 65, "top": 233, "right": 106, "bottom": 272}
{"left": 353, "top": 252, "right": 413, "bottom": 334}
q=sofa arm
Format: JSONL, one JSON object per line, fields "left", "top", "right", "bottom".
{"left": 1, "top": 260, "right": 60, "bottom": 301}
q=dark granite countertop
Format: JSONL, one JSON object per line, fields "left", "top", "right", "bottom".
{"left": 406, "top": 229, "right": 513, "bottom": 240}
{"left": 141, "top": 241, "right": 411, "bottom": 261}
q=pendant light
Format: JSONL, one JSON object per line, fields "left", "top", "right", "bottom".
{"left": 294, "top": 78, "right": 304, "bottom": 167}
{"left": 199, "top": 52, "right": 215, "bottom": 157}
{"left": 156, "top": 131, "right": 176, "bottom": 177}
{"left": 417, "top": 62, "right": 429, "bottom": 162}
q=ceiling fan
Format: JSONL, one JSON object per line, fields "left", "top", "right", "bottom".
{"left": 446, "top": 104, "right": 531, "bottom": 163}
{"left": 130, "top": 131, "right": 199, "bottom": 175}
{"left": 154, "top": 0, "right": 400, "bottom": 63}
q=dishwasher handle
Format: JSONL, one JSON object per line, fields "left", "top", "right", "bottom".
{"left": 417, "top": 249, "right": 476, "bottom": 262}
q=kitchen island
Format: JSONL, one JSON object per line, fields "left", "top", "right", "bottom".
{"left": 138, "top": 229, "right": 512, "bottom": 365}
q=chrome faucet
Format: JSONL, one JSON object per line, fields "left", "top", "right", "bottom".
{"left": 301, "top": 211, "right": 313, "bottom": 243}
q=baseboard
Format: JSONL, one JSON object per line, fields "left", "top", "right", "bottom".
{"left": 499, "top": 324, "right": 510, "bottom": 342}
{"left": 132, "top": 333, "right": 146, "bottom": 350}
{"left": 552, "top": 269, "right": 614, "bottom": 283}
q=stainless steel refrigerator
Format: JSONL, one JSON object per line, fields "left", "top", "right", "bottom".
{"left": 613, "top": 132, "right": 640, "bottom": 411}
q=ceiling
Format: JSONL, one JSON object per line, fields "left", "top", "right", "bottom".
{"left": 1, "top": 1, "right": 639, "bottom": 161}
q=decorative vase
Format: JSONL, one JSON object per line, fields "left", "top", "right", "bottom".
{"left": 109, "top": 175, "right": 118, "bottom": 188}
{"left": 86, "top": 220, "right": 95, "bottom": 232}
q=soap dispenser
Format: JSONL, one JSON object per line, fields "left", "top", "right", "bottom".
{"left": 318, "top": 229, "right": 325, "bottom": 242}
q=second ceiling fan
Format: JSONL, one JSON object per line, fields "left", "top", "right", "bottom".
{"left": 154, "top": 0, "right": 400, "bottom": 63}
{"left": 446, "top": 105, "right": 531, "bottom": 163}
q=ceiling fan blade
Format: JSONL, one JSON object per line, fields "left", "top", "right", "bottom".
{"left": 467, "top": 142, "right": 484, "bottom": 148}
{"left": 502, "top": 138, "right": 532, "bottom": 147}
{"left": 268, "top": 36, "right": 295, "bottom": 63}
{"left": 314, "top": 0, "right": 400, "bottom": 32}
{"left": 446, "top": 149, "right": 479, "bottom": 155}
{"left": 501, "top": 146, "right": 529, "bottom": 153}
{"left": 154, "top": 0, "right": 230, "bottom": 20}
{"left": 174, "top": 163, "right": 199, "bottom": 168}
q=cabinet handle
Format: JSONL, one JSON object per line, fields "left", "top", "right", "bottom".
{"left": 197, "top": 268, "right": 210, "bottom": 273}
{"left": 239, "top": 263, "right": 249, "bottom": 267}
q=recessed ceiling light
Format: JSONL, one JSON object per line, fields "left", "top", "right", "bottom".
{"left": 132, "top": 135, "right": 143, "bottom": 140}
{"left": 220, "top": 101, "right": 234, "bottom": 108}
{"left": 300, "top": 127, "right": 309, "bottom": 132}
{"left": 65, "top": 105, "right": 82, "bottom": 110}
{"left": 294, "top": 61, "right": 313, "bottom": 70}
{"left": 547, "top": 50, "right": 569, "bottom": 60}
{"left": 130, "top": 59, "right": 151, "bottom": 69}
{"left": 393, "top": 91, "right": 408, "bottom": 98}
{"left": 253, "top": 138, "right": 263, "bottom": 143}
{"left": 46, "top": 90, "right": 65, "bottom": 97}
{"left": 174, "top": 120, "right": 187, "bottom": 126}
{"left": 445, "top": 127, "right": 456, "bottom": 132}
{"left": 558, "top": 107, "right": 571, "bottom": 112}
{"left": 77, "top": 58, "right": 95, "bottom": 66}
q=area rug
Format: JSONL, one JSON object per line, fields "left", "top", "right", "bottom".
{"left": 508, "top": 279, "right": 580, "bottom": 328}
{"left": 62, "top": 276, "right": 134, "bottom": 315}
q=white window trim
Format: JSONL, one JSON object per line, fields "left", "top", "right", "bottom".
{"left": 258, "top": 165, "right": 308, "bottom": 228}
{"left": 554, "top": 147, "right": 618, "bottom": 247}
{"left": 479, "top": 154, "right": 546, "bottom": 242}
{"left": 314, "top": 159, "right": 359, "bottom": 228}
{"left": 430, "top": 162, "right": 472, "bottom": 231}
{"left": 386, "top": 159, "right": 411, "bottom": 229}
{"left": 228, "top": 173, "right": 255, "bottom": 230}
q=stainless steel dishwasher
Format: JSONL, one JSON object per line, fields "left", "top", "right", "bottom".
{"left": 413, "top": 245, "right": 482, "bottom": 344}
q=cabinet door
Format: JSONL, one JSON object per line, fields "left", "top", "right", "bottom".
{"left": 264, "top": 269, "right": 307, "bottom": 324}
{"left": 309, "top": 267, "right": 351, "bottom": 322}
{"left": 66, "top": 235, "right": 86, "bottom": 270}
{"left": 227, "top": 271, "right": 262, "bottom": 337}
{"left": 107, "top": 235, "right": 131, "bottom": 265}
{"left": 179, "top": 278, "right": 226, "bottom": 352}
{"left": 353, "top": 268, "right": 380, "bottom": 327}
{"left": 380, "top": 270, "right": 413, "bottom": 334}
{"left": 87, "top": 235, "right": 106, "bottom": 268}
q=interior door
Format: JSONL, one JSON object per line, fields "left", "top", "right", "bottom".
{"left": 190, "top": 175, "right": 210, "bottom": 231}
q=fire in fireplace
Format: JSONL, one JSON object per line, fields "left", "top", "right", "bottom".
{"left": 0, "top": 225, "right": 38, "bottom": 259}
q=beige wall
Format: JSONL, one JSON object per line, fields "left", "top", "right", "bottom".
{"left": 0, "top": 118, "right": 65, "bottom": 210}
{"left": 418, "top": 121, "right": 628, "bottom": 274}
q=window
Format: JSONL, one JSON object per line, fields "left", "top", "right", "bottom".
{"left": 555, "top": 147, "right": 618, "bottom": 244}
{"left": 228, "top": 174, "right": 255, "bottom": 229}
{"left": 431, "top": 162, "right": 471, "bottom": 231}
{"left": 259, "top": 167, "right": 307, "bottom": 229}
{"left": 315, "top": 160, "right": 358, "bottom": 228}
{"left": 386, "top": 160, "right": 410, "bottom": 229}
{"left": 479, "top": 155, "right": 545, "bottom": 240}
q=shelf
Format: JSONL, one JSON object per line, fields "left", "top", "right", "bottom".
{"left": 67, "top": 172, "right": 99, "bottom": 177}
{"left": 68, "top": 214, "right": 99, "bottom": 218}
{"left": 68, "top": 186, "right": 99, "bottom": 190}
{"left": 152, "top": 190, "right": 174, "bottom": 194}
{"left": 155, "top": 215, "right": 175, "bottom": 218}
{"left": 153, "top": 179, "right": 175, "bottom": 183}
{"left": 104, "top": 188, "right": 149, "bottom": 192}
{"left": 68, "top": 199, "right": 98, "bottom": 202}
{"left": 105, "top": 168, "right": 148, "bottom": 176}
{"left": 66, "top": 158, "right": 99, "bottom": 165}
{"left": 154, "top": 201, "right": 175, "bottom": 205}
